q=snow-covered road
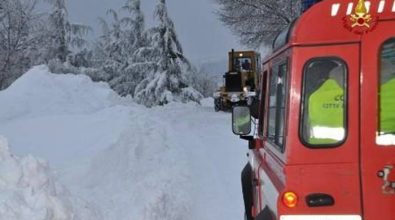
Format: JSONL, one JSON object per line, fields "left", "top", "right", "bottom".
{"left": 0, "top": 66, "right": 248, "bottom": 220}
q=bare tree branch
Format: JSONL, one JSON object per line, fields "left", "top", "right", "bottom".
{"left": 214, "top": 0, "right": 300, "bottom": 48}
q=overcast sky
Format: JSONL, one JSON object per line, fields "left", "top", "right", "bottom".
{"left": 66, "top": 0, "right": 244, "bottom": 65}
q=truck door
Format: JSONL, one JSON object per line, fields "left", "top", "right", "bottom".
{"left": 360, "top": 22, "right": 395, "bottom": 220}
{"left": 289, "top": 43, "right": 362, "bottom": 216}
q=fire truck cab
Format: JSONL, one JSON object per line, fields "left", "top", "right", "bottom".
{"left": 232, "top": 0, "right": 395, "bottom": 220}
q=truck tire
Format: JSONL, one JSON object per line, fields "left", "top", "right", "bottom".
{"left": 242, "top": 163, "right": 254, "bottom": 220}
{"left": 214, "top": 98, "right": 222, "bottom": 112}
{"left": 255, "top": 206, "right": 275, "bottom": 220}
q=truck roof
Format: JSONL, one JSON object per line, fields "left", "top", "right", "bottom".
{"left": 267, "top": 0, "right": 395, "bottom": 61}
{"left": 228, "top": 51, "right": 259, "bottom": 57}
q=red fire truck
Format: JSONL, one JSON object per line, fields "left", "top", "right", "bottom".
{"left": 232, "top": 0, "right": 395, "bottom": 220}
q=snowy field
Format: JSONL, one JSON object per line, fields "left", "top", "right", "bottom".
{"left": 0, "top": 66, "right": 247, "bottom": 220}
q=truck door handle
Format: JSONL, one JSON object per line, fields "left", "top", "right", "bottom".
{"left": 377, "top": 165, "right": 395, "bottom": 194}
{"left": 377, "top": 165, "right": 393, "bottom": 180}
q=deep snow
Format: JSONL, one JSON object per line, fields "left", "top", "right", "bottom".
{"left": 0, "top": 65, "right": 247, "bottom": 219}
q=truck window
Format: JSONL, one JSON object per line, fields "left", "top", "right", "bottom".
{"left": 234, "top": 57, "right": 252, "bottom": 72}
{"left": 267, "top": 63, "right": 288, "bottom": 150}
{"left": 300, "top": 58, "right": 347, "bottom": 147}
{"left": 377, "top": 38, "right": 395, "bottom": 146}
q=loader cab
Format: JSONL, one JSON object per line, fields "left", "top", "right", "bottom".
{"left": 232, "top": 57, "right": 252, "bottom": 71}
{"left": 234, "top": 0, "right": 395, "bottom": 220}
{"left": 214, "top": 50, "right": 261, "bottom": 111}
{"left": 225, "top": 51, "right": 260, "bottom": 92}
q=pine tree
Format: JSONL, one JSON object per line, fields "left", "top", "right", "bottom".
{"left": 97, "top": 9, "right": 126, "bottom": 80}
{"left": 121, "top": 0, "right": 145, "bottom": 51}
{"left": 44, "top": 0, "right": 68, "bottom": 62}
{"left": 134, "top": 0, "right": 202, "bottom": 107}
{"left": 44, "top": 0, "right": 90, "bottom": 63}
{"left": 109, "top": 0, "right": 148, "bottom": 96}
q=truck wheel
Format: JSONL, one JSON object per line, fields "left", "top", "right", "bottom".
{"left": 242, "top": 163, "right": 254, "bottom": 220}
{"left": 214, "top": 98, "right": 222, "bottom": 112}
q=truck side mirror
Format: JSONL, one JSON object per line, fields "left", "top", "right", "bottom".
{"left": 232, "top": 106, "right": 251, "bottom": 135}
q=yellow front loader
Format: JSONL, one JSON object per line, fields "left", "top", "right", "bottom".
{"left": 214, "top": 50, "right": 261, "bottom": 112}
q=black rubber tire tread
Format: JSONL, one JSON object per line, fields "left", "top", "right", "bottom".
{"left": 241, "top": 163, "right": 254, "bottom": 220}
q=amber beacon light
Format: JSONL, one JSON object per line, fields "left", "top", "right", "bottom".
{"left": 282, "top": 191, "right": 298, "bottom": 208}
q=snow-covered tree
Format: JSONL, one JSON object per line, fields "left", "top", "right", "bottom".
{"left": 44, "top": 0, "right": 90, "bottom": 63}
{"left": 215, "top": 0, "right": 300, "bottom": 48}
{"left": 0, "top": 0, "right": 92, "bottom": 89}
{"left": 44, "top": 0, "right": 68, "bottom": 62}
{"left": 121, "top": 0, "right": 145, "bottom": 51}
{"left": 96, "top": 9, "right": 126, "bottom": 80}
{"left": 134, "top": 0, "right": 202, "bottom": 107}
{"left": 0, "top": 0, "right": 41, "bottom": 89}
{"left": 109, "top": 0, "right": 149, "bottom": 96}
{"left": 191, "top": 71, "right": 218, "bottom": 98}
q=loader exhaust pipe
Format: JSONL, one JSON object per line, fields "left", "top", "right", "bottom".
{"left": 231, "top": 49, "right": 235, "bottom": 72}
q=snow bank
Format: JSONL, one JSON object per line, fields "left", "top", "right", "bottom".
{"left": 0, "top": 65, "right": 133, "bottom": 168}
{"left": 0, "top": 136, "right": 97, "bottom": 220}
{"left": 0, "top": 65, "right": 246, "bottom": 220}
{"left": 0, "top": 65, "right": 127, "bottom": 122}
{"left": 78, "top": 107, "right": 192, "bottom": 220}
{"left": 200, "top": 97, "right": 214, "bottom": 108}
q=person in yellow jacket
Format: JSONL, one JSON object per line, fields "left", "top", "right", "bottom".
{"left": 379, "top": 60, "right": 395, "bottom": 135}
{"left": 380, "top": 78, "right": 395, "bottom": 134}
{"left": 376, "top": 58, "right": 395, "bottom": 145}
{"left": 307, "top": 66, "right": 345, "bottom": 145}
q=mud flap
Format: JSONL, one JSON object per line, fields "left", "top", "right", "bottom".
{"left": 255, "top": 206, "right": 275, "bottom": 220}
